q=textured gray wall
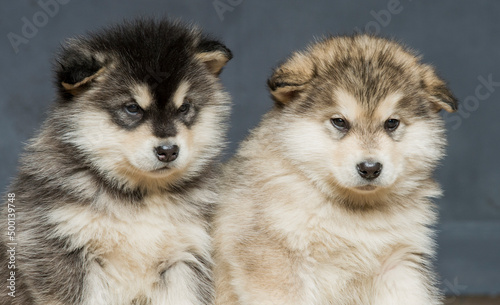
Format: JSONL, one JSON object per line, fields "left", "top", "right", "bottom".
{"left": 1, "top": 0, "right": 499, "bottom": 296}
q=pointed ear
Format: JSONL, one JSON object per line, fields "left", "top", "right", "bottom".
{"left": 420, "top": 64, "right": 458, "bottom": 113}
{"left": 56, "top": 49, "right": 107, "bottom": 97}
{"left": 267, "top": 52, "right": 316, "bottom": 105}
{"left": 195, "top": 39, "right": 232, "bottom": 76}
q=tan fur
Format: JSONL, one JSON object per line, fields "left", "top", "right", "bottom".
{"left": 132, "top": 83, "right": 155, "bottom": 109}
{"left": 173, "top": 81, "right": 191, "bottom": 108}
{"left": 196, "top": 51, "right": 232, "bottom": 75}
{"left": 61, "top": 66, "right": 107, "bottom": 95}
{"left": 214, "top": 35, "right": 457, "bottom": 305}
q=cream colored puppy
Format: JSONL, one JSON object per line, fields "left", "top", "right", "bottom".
{"left": 214, "top": 34, "right": 457, "bottom": 305}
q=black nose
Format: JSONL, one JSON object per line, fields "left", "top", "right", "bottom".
{"left": 155, "top": 145, "right": 179, "bottom": 163}
{"left": 357, "top": 162, "right": 382, "bottom": 180}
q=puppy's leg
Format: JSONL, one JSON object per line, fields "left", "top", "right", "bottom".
{"left": 152, "top": 254, "right": 214, "bottom": 305}
{"left": 372, "top": 253, "right": 442, "bottom": 305}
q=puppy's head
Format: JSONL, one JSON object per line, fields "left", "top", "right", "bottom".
{"left": 54, "top": 19, "right": 232, "bottom": 190}
{"left": 268, "top": 35, "right": 457, "bottom": 201}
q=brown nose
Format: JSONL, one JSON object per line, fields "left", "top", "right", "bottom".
{"left": 155, "top": 145, "right": 179, "bottom": 163}
{"left": 357, "top": 162, "right": 382, "bottom": 180}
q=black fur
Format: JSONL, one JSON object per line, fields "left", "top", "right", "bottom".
{"left": 1, "top": 19, "right": 231, "bottom": 305}
{"left": 197, "top": 39, "right": 232, "bottom": 61}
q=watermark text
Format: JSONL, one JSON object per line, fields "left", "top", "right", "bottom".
{"left": 5, "top": 193, "right": 17, "bottom": 298}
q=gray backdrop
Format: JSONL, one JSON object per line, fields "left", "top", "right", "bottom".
{"left": 1, "top": 0, "right": 499, "bottom": 296}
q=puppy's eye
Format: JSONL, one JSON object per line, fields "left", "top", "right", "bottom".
{"left": 384, "top": 119, "right": 400, "bottom": 131}
{"left": 331, "top": 118, "right": 350, "bottom": 131}
{"left": 125, "top": 103, "right": 143, "bottom": 116}
{"left": 178, "top": 99, "right": 191, "bottom": 114}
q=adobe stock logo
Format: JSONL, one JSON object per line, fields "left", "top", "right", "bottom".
{"left": 354, "top": 0, "right": 412, "bottom": 34}
{"left": 7, "top": 0, "right": 70, "bottom": 54}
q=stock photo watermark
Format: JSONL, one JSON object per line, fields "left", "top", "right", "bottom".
{"left": 443, "top": 277, "right": 467, "bottom": 303}
{"left": 213, "top": 0, "right": 243, "bottom": 21}
{"left": 5, "top": 193, "right": 17, "bottom": 298}
{"left": 354, "top": 0, "right": 412, "bottom": 34}
{"left": 443, "top": 74, "right": 499, "bottom": 130}
{"left": 7, "top": 0, "right": 71, "bottom": 54}
{"left": 143, "top": 66, "right": 169, "bottom": 90}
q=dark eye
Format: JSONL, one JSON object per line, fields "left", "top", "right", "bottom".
{"left": 125, "top": 103, "right": 143, "bottom": 116}
{"left": 178, "top": 100, "right": 190, "bottom": 114}
{"left": 384, "top": 119, "right": 400, "bottom": 131}
{"left": 331, "top": 118, "right": 350, "bottom": 131}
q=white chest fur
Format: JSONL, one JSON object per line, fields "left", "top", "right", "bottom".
{"left": 262, "top": 191, "right": 435, "bottom": 304}
{"left": 47, "top": 194, "right": 210, "bottom": 303}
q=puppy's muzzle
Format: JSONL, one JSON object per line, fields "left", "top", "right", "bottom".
{"left": 155, "top": 145, "right": 179, "bottom": 163}
{"left": 357, "top": 161, "right": 382, "bottom": 180}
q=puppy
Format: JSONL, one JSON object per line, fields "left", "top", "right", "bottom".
{"left": 0, "top": 19, "right": 232, "bottom": 305}
{"left": 214, "top": 34, "right": 457, "bottom": 305}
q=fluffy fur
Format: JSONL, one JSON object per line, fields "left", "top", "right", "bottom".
{"left": 0, "top": 19, "right": 232, "bottom": 305}
{"left": 214, "top": 34, "right": 457, "bottom": 305}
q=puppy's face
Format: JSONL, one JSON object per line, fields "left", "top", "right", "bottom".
{"left": 268, "top": 35, "right": 457, "bottom": 197}
{"left": 54, "top": 21, "right": 232, "bottom": 188}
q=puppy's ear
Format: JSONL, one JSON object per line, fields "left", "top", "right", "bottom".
{"left": 195, "top": 39, "right": 232, "bottom": 76}
{"left": 267, "top": 53, "right": 316, "bottom": 105}
{"left": 56, "top": 48, "right": 107, "bottom": 97}
{"left": 420, "top": 64, "right": 458, "bottom": 113}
